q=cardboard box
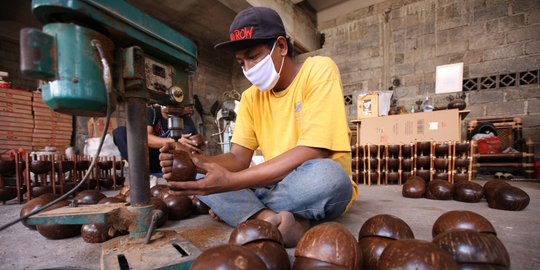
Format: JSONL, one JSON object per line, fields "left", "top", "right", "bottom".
{"left": 87, "top": 117, "right": 118, "bottom": 138}
{"left": 359, "top": 109, "right": 460, "bottom": 144}
{"left": 357, "top": 93, "right": 379, "bottom": 119}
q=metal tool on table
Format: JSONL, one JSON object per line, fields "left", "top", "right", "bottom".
{"left": 20, "top": 0, "right": 199, "bottom": 269}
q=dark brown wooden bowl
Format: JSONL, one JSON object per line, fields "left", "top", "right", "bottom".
{"left": 229, "top": 219, "right": 284, "bottom": 246}
{"left": 293, "top": 256, "right": 348, "bottom": 270}
{"left": 488, "top": 185, "right": 530, "bottom": 211}
{"left": 244, "top": 240, "right": 290, "bottom": 270}
{"left": 73, "top": 190, "right": 106, "bottom": 205}
{"left": 189, "top": 134, "right": 205, "bottom": 149}
{"left": 416, "top": 169, "right": 431, "bottom": 181}
{"left": 402, "top": 158, "right": 412, "bottom": 169}
{"left": 164, "top": 195, "right": 193, "bottom": 220}
{"left": 402, "top": 144, "right": 413, "bottom": 156}
{"left": 454, "top": 182, "right": 483, "bottom": 203}
{"left": 387, "top": 158, "right": 399, "bottom": 169}
{"left": 433, "top": 230, "right": 509, "bottom": 266}
{"left": 387, "top": 172, "right": 400, "bottom": 183}
{"left": 379, "top": 239, "right": 459, "bottom": 270}
{"left": 170, "top": 150, "right": 196, "bottom": 182}
{"left": 417, "top": 141, "right": 431, "bottom": 154}
{"left": 190, "top": 245, "right": 266, "bottom": 270}
{"left": 455, "top": 157, "right": 470, "bottom": 168}
{"left": 36, "top": 201, "right": 81, "bottom": 239}
{"left": 76, "top": 160, "right": 90, "bottom": 171}
{"left": 358, "top": 236, "right": 395, "bottom": 270}
{"left": 98, "top": 160, "right": 113, "bottom": 170}
{"left": 369, "top": 158, "right": 378, "bottom": 169}
{"left": 358, "top": 214, "right": 415, "bottom": 240}
{"left": 150, "top": 184, "right": 168, "bottom": 198}
{"left": 54, "top": 160, "right": 74, "bottom": 173}
{"left": 0, "top": 159, "right": 15, "bottom": 174}
{"left": 483, "top": 180, "right": 510, "bottom": 202}
{"left": 30, "top": 160, "right": 52, "bottom": 174}
{"left": 402, "top": 171, "right": 412, "bottom": 180}
{"left": 388, "top": 144, "right": 400, "bottom": 155}
{"left": 402, "top": 177, "right": 426, "bottom": 198}
{"left": 432, "top": 210, "right": 496, "bottom": 238}
{"left": 296, "top": 222, "right": 361, "bottom": 269}
{"left": 0, "top": 186, "right": 17, "bottom": 202}
{"left": 192, "top": 196, "right": 210, "bottom": 215}
{"left": 425, "top": 179, "right": 454, "bottom": 200}
{"left": 435, "top": 143, "right": 450, "bottom": 156}
{"left": 417, "top": 155, "right": 431, "bottom": 168}
{"left": 455, "top": 142, "right": 470, "bottom": 154}
{"left": 434, "top": 158, "right": 448, "bottom": 169}
{"left": 434, "top": 172, "right": 449, "bottom": 180}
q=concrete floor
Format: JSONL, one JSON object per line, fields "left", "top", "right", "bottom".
{"left": 0, "top": 177, "right": 539, "bottom": 270}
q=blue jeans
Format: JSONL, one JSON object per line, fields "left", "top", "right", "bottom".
{"left": 196, "top": 158, "right": 353, "bottom": 227}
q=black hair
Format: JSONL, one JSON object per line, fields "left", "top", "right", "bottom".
{"left": 266, "top": 37, "right": 294, "bottom": 57}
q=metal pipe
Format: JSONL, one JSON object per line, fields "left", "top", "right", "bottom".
{"left": 126, "top": 97, "right": 150, "bottom": 206}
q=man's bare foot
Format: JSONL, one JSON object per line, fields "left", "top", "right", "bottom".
{"left": 253, "top": 210, "right": 310, "bottom": 247}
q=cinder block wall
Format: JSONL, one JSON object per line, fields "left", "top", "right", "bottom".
{"left": 297, "top": 0, "right": 540, "bottom": 157}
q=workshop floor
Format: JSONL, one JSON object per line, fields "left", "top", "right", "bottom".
{"left": 1, "top": 177, "right": 539, "bottom": 270}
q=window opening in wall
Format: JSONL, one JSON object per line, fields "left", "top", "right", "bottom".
{"left": 344, "top": 94, "right": 353, "bottom": 105}
{"left": 480, "top": 75, "right": 497, "bottom": 89}
{"left": 519, "top": 70, "right": 538, "bottom": 85}
{"left": 499, "top": 73, "right": 517, "bottom": 87}
{"left": 463, "top": 69, "right": 539, "bottom": 91}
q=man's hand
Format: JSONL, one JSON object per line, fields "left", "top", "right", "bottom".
{"left": 167, "top": 157, "right": 234, "bottom": 196}
{"left": 159, "top": 142, "right": 176, "bottom": 181}
{"left": 178, "top": 133, "right": 206, "bottom": 154}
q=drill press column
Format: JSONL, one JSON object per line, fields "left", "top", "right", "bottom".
{"left": 125, "top": 97, "right": 150, "bottom": 206}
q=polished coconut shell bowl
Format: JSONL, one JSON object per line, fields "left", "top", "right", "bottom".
{"left": 453, "top": 182, "right": 483, "bottom": 203}
{"left": 359, "top": 214, "right": 415, "bottom": 240}
{"left": 432, "top": 210, "right": 496, "bottom": 238}
{"left": 425, "top": 180, "right": 454, "bottom": 200}
{"left": 488, "top": 185, "right": 530, "bottom": 211}
{"left": 229, "top": 219, "right": 283, "bottom": 246}
{"left": 432, "top": 230, "right": 509, "bottom": 267}
{"left": 402, "top": 176, "right": 426, "bottom": 198}
{"left": 73, "top": 190, "right": 106, "bottom": 205}
{"left": 296, "top": 222, "right": 361, "bottom": 270}
{"left": 358, "top": 236, "right": 395, "bottom": 270}
{"left": 164, "top": 195, "right": 192, "bottom": 220}
{"left": 36, "top": 201, "right": 81, "bottom": 239}
{"left": 378, "top": 239, "right": 459, "bottom": 270}
{"left": 191, "top": 197, "right": 210, "bottom": 215}
{"left": 190, "top": 244, "right": 266, "bottom": 270}
{"left": 244, "top": 240, "right": 290, "bottom": 270}
{"left": 170, "top": 150, "right": 196, "bottom": 182}
{"left": 483, "top": 180, "right": 510, "bottom": 202}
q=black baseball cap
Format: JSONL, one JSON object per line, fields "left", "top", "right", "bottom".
{"left": 214, "top": 7, "right": 286, "bottom": 51}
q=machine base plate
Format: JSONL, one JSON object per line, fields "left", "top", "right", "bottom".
{"left": 101, "top": 230, "right": 201, "bottom": 270}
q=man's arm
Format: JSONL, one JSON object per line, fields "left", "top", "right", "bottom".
{"left": 163, "top": 143, "right": 328, "bottom": 196}
{"left": 147, "top": 126, "right": 174, "bottom": 148}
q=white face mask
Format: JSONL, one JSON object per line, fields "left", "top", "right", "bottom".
{"left": 242, "top": 41, "right": 285, "bottom": 91}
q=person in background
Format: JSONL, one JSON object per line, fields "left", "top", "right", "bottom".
{"left": 113, "top": 104, "right": 203, "bottom": 175}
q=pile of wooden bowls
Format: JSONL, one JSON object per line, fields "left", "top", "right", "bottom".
{"left": 402, "top": 177, "right": 529, "bottom": 211}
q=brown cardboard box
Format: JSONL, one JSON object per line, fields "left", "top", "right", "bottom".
{"left": 357, "top": 93, "right": 379, "bottom": 119}
{"left": 359, "top": 109, "right": 460, "bottom": 144}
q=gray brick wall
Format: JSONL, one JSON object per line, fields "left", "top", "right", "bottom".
{"left": 309, "top": 0, "right": 540, "bottom": 157}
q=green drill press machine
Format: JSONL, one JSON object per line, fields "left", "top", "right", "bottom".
{"left": 20, "top": 0, "right": 201, "bottom": 269}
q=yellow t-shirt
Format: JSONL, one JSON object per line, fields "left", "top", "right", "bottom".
{"left": 231, "top": 56, "right": 358, "bottom": 212}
